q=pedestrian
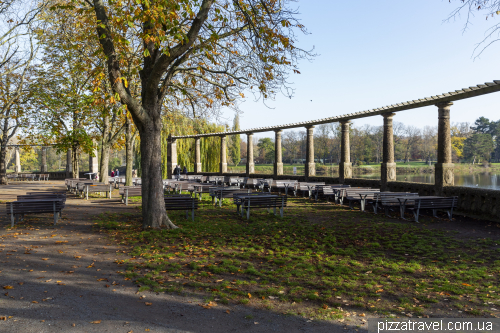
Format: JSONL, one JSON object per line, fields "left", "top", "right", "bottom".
{"left": 132, "top": 169, "right": 137, "bottom": 178}
{"left": 183, "top": 166, "right": 188, "bottom": 175}
{"left": 116, "top": 169, "right": 120, "bottom": 177}
{"left": 174, "top": 165, "right": 181, "bottom": 180}
{"left": 111, "top": 170, "right": 115, "bottom": 178}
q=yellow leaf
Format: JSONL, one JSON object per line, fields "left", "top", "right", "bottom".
{"left": 145, "top": 302, "right": 152, "bottom": 306}
{"left": 90, "top": 320, "right": 101, "bottom": 324}
{"left": 3, "top": 286, "right": 13, "bottom": 290}
{"left": 248, "top": 293, "right": 252, "bottom": 298}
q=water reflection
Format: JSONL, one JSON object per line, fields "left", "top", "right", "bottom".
{"left": 357, "top": 172, "right": 500, "bottom": 190}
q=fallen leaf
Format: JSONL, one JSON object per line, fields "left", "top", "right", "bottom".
{"left": 105, "top": 284, "right": 110, "bottom": 288}
{"left": 248, "top": 293, "right": 252, "bottom": 298}
{"left": 359, "top": 313, "right": 366, "bottom": 317}
{"left": 462, "top": 283, "right": 472, "bottom": 286}
{"left": 3, "top": 286, "right": 13, "bottom": 290}
{"left": 226, "top": 310, "right": 230, "bottom": 314}
{"left": 90, "top": 320, "right": 101, "bottom": 324}
{"left": 0, "top": 317, "right": 6, "bottom": 320}
{"left": 145, "top": 302, "right": 152, "bottom": 306}
{"left": 32, "top": 301, "right": 38, "bottom": 303}
{"left": 376, "top": 289, "right": 384, "bottom": 293}
{"left": 41, "top": 258, "right": 49, "bottom": 261}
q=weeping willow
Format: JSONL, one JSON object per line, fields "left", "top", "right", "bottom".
{"left": 160, "top": 113, "right": 225, "bottom": 178}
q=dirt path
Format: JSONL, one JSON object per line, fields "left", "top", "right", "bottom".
{"left": 0, "top": 182, "right": 363, "bottom": 333}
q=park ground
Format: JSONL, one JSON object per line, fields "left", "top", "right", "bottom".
{"left": 1, "top": 181, "right": 500, "bottom": 332}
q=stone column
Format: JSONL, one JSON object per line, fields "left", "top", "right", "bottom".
{"left": 246, "top": 133, "right": 254, "bottom": 176}
{"left": 194, "top": 137, "right": 202, "bottom": 174}
{"left": 167, "top": 136, "right": 177, "bottom": 179}
{"left": 89, "top": 143, "right": 99, "bottom": 173}
{"left": 274, "top": 130, "right": 283, "bottom": 177}
{"left": 14, "top": 147, "right": 21, "bottom": 173}
{"left": 219, "top": 135, "right": 227, "bottom": 174}
{"left": 435, "top": 102, "right": 454, "bottom": 193}
{"left": 381, "top": 113, "right": 396, "bottom": 191}
{"left": 40, "top": 147, "right": 47, "bottom": 173}
{"left": 305, "top": 126, "right": 315, "bottom": 178}
{"left": 339, "top": 121, "right": 352, "bottom": 183}
{"left": 66, "top": 149, "right": 72, "bottom": 177}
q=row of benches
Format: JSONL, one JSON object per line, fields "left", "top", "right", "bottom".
{"left": 6, "top": 192, "right": 66, "bottom": 227}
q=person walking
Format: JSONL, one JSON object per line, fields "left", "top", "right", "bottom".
{"left": 111, "top": 170, "right": 115, "bottom": 178}
{"left": 173, "top": 165, "right": 181, "bottom": 180}
{"left": 183, "top": 166, "right": 188, "bottom": 176}
{"left": 115, "top": 169, "right": 120, "bottom": 177}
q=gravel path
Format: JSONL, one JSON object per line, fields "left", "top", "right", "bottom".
{"left": 0, "top": 182, "right": 366, "bottom": 333}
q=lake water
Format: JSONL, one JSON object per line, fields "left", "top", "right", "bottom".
{"left": 356, "top": 172, "right": 500, "bottom": 190}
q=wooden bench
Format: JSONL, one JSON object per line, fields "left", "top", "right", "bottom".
{"left": 83, "top": 184, "right": 113, "bottom": 200}
{"left": 209, "top": 187, "right": 249, "bottom": 207}
{"left": 119, "top": 186, "right": 142, "bottom": 205}
{"left": 240, "top": 195, "right": 287, "bottom": 220}
{"left": 296, "top": 182, "right": 325, "bottom": 198}
{"left": 405, "top": 197, "right": 458, "bottom": 223}
{"left": 6, "top": 199, "right": 64, "bottom": 226}
{"left": 271, "top": 180, "right": 298, "bottom": 194}
{"left": 164, "top": 194, "right": 199, "bottom": 221}
{"left": 188, "top": 184, "right": 214, "bottom": 200}
{"left": 233, "top": 192, "right": 271, "bottom": 215}
{"left": 344, "top": 188, "right": 380, "bottom": 211}
{"left": 372, "top": 192, "right": 418, "bottom": 216}
{"left": 313, "top": 184, "right": 346, "bottom": 201}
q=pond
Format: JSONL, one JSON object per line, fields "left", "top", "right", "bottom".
{"left": 356, "top": 172, "right": 500, "bottom": 190}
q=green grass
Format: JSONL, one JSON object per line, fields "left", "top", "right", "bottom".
{"left": 94, "top": 196, "right": 500, "bottom": 319}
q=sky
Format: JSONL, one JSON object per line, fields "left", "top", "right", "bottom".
{"left": 220, "top": 0, "right": 500, "bottom": 136}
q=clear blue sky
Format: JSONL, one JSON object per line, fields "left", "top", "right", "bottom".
{"left": 221, "top": 0, "right": 500, "bottom": 133}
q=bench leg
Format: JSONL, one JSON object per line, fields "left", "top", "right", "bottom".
{"left": 413, "top": 209, "right": 420, "bottom": 223}
{"left": 247, "top": 205, "right": 250, "bottom": 220}
{"left": 447, "top": 208, "right": 453, "bottom": 221}
{"left": 185, "top": 210, "right": 189, "bottom": 219}
{"left": 125, "top": 195, "right": 128, "bottom": 206}
{"left": 11, "top": 214, "right": 15, "bottom": 227}
{"left": 360, "top": 200, "right": 365, "bottom": 212}
{"left": 432, "top": 209, "right": 437, "bottom": 218}
{"left": 192, "top": 209, "right": 195, "bottom": 222}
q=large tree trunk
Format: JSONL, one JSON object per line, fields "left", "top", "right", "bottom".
{"left": 0, "top": 142, "right": 8, "bottom": 185}
{"left": 71, "top": 146, "right": 79, "bottom": 178}
{"left": 99, "top": 144, "right": 110, "bottom": 184}
{"left": 139, "top": 117, "right": 177, "bottom": 229}
{"left": 125, "top": 117, "right": 136, "bottom": 186}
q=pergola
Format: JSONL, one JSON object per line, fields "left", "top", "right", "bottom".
{"left": 167, "top": 80, "right": 500, "bottom": 192}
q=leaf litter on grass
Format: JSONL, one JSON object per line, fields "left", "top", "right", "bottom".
{"left": 94, "top": 196, "right": 500, "bottom": 319}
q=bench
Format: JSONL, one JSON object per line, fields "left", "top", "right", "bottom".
{"left": 233, "top": 192, "right": 272, "bottom": 215}
{"left": 188, "top": 184, "right": 214, "bottom": 200}
{"left": 119, "top": 186, "right": 142, "bottom": 205}
{"left": 296, "top": 182, "right": 325, "bottom": 198}
{"left": 83, "top": 184, "right": 113, "bottom": 200}
{"left": 6, "top": 199, "right": 64, "bottom": 226}
{"left": 313, "top": 184, "right": 346, "bottom": 201}
{"left": 405, "top": 196, "right": 458, "bottom": 223}
{"left": 271, "top": 180, "right": 298, "bottom": 194}
{"left": 372, "top": 192, "right": 418, "bottom": 216}
{"left": 164, "top": 194, "right": 199, "bottom": 221}
{"left": 209, "top": 187, "right": 249, "bottom": 207}
{"left": 240, "top": 195, "right": 287, "bottom": 220}
{"left": 343, "top": 188, "right": 380, "bottom": 210}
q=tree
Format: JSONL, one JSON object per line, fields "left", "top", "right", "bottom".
{"left": 282, "top": 131, "right": 300, "bottom": 163}
{"left": 402, "top": 125, "right": 421, "bottom": 163}
{"left": 315, "top": 124, "right": 330, "bottom": 164}
{"left": 0, "top": 0, "right": 39, "bottom": 184}
{"left": 463, "top": 133, "right": 495, "bottom": 163}
{"left": 448, "top": 1, "right": 500, "bottom": 57}
{"left": 228, "top": 114, "right": 241, "bottom": 166}
{"left": 257, "top": 137, "right": 274, "bottom": 164}
{"left": 77, "top": 0, "right": 309, "bottom": 228}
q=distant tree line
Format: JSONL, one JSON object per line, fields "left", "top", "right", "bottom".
{"left": 239, "top": 117, "right": 500, "bottom": 165}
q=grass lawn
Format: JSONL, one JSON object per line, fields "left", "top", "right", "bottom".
{"left": 95, "top": 196, "right": 500, "bottom": 320}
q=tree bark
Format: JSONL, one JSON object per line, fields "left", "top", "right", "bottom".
{"left": 125, "top": 117, "right": 136, "bottom": 186}
{"left": 71, "top": 146, "right": 79, "bottom": 178}
{"left": 99, "top": 144, "right": 110, "bottom": 183}
{"left": 0, "top": 142, "right": 8, "bottom": 185}
{"left": 139, "top": 119, "right": 177, "bottom": 229}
